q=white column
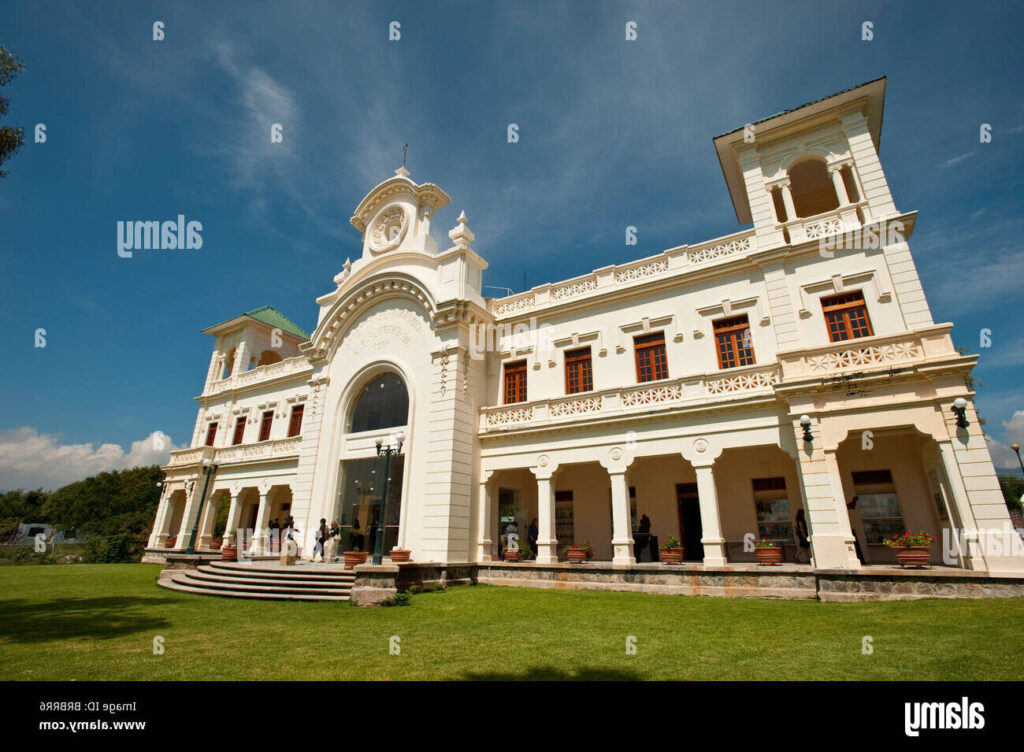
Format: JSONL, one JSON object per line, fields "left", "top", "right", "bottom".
{"left": 694, "top": 464, "right": 727, "bottom": 567}
{"left": 609, "top": 471, "right": 636, "bottom": 565}
{"left": 174, "top": 483, "right": 202, "bottom": 550}
{"left": 830, "top": 165, "right": 850, "bottom": 205}
{"left": 223, "top": 492, "right": 241, "bottom": 546}
{"left": 779, "top": 181, "right": 797, "bottom": 222}
{"left": 535, "top": 474, "right": 558, "bottom": 564}
{"left": 251, "top": 490, "right": 271, "bottom": 555}
{"left": 197, "top": 494, "right": 219, "bottom": 549}
{"left": 476, "top": 478, "right": 493, "bottom": 562}
{"left": 937, "top": 441, "right": 985, "bottom": 570}
{"left": 149, "top": 489, "right": 170, "bottom": 547}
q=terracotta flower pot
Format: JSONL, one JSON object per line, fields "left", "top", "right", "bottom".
{"left": 390, "top": 548, "right": 411, "bottom": 563}
{"left": 661, "top": 547, "right": 685, "bottom": 564}
{"left": 344, "top": 551, "right": 368, "bottom": 570}
{"left": 164, "top": 536, "right": 177, "bottom": 549}
{"left": 893, "top": 545, "right": 931, "bottom": 568}
{"left": 210, "top": 540, "right": 222, "bottom": 550}
{"left": 756, "top": 546, "right": 782, "bottom": 565}
{"left": 567, "top": 547, "right": 589, "bottom": 563}
{"left": 505, "top": 549, "right": 522, "bottom": 562}
{"left": 221, "top": 544, "right": 237, "bottom": 561}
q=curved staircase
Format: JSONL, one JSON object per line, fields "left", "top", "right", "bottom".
{"left": 158, "top": 561, "right": 355, "bottom": 601}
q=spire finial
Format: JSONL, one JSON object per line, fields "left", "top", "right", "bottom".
{"left": 402, "top": 142, "right": 408, "bottom": 168}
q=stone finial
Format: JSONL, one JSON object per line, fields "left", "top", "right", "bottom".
{"left": 333, "top": 257, "right": 353, "bottom": 285}
{"left": 394, "top": 166, "right": 410, "bottom": 177}
{"left": 448, "top": 211, "right": 475, "bottom": 248}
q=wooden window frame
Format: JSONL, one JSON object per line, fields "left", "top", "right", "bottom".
{"left": 258, "top": 410, "right": 274, "bottom": 442}
{"left": 503, "top": 360, "right": 528, "bottom": 404}
{"left": 287, "top": 404, "right": 305, "bottom": 438}
{"left": 564, "top": 347, "right": 594, "bottom": 395}
{"left": 633, "top": 332, "right": 668, "bottom": 383}
{"left": 713, "top": 315, "right": 755, "bottom": 370}
{"left": 204, "top": 422, "right": 218, "bottom": 447}
{"left": 231, "top": 417, "right": 246, "bottom": 446}
{"left": 821, "top": 290, "right": 873, "bottom": 342}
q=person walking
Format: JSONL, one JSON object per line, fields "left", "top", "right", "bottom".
{"left": 311, "top": 518, "right": 328, "bottom": 562}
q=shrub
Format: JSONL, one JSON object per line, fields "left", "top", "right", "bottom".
{"left": 82, "top": 534, "right": 139, "bottom": 563}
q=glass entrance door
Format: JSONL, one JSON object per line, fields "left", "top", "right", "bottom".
{"left": 335, "top": 456, "right": 404, "bottom": 556}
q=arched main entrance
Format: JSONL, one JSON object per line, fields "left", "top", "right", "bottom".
{"left": 333, "top": 371, "right": 410, "bottom": 558}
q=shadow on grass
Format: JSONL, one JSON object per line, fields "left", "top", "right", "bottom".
{"left": 461, "top": 666, "right": 642, "bottom": 681}
{"left": 0, "top": 597, "right": 176, "bottom": 643}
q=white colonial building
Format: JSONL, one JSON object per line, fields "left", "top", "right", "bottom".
{"left": 147, "top": 78, "right": 1023, "bottom": 578}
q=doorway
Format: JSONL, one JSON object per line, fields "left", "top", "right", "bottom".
{"left": 676, "top": 483, "right": 703, "bottom": 561}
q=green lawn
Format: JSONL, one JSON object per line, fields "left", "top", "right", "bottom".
{"left": 0, "top": 564, "right": 1021, "bottom": 680}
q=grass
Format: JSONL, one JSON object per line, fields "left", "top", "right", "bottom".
{"left": 0, "top": 564, "right": 1021, "bottom": 680}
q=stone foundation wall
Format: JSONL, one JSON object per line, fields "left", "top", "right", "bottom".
{"left": 817, "top": 570, "right": 1024, "bottom": 601}
{"left": 476, "top": 562, "right": 819, "bottom": 599}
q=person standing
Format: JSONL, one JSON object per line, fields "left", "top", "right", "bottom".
{"left": 846, "top": 496, "right": 865, "bottom": 563}
{"left": 794, "top": 508, "right": 810, "bottom": 563}
{"left": 527, "top": 519, "right": 538, "bottom": 560}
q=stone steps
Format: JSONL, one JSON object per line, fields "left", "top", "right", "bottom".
{"left": 157, "top": 561, "right": 355, "bottom": 602}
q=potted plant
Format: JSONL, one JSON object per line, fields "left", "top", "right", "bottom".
{"left": 221, "top": 533, "right": 237, "bottom": 561}
{"left": 661, "top": 535, "right": 685, "bottom": 564}
{"left": 505, "top": 543, "right": 523, "bottom": 562}
{"left": 565, "top": 541, "right": 593, "bottom": 563}
{"left": 164, "top": 535, "right": 177, "bottom": 549}
{"left": 210, "top": 539, "right": 223, "bottom": 550}
{"left": 344, "top": 547, "right": 368, "bottom": 570}
{"left": 755, "top": 538, "right": 782, "bottom": 565}
{"left": 390, "top": 547, "right": 412, "bottom": 563}
{"left": 885, "top": 530, "right": 935, "bottom": 568}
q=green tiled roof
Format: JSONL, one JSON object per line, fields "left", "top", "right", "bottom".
{"left": 243, "top": 306, "right": 310, "bottom": 340}
{"left": 714, "top": 76, "right": 886, "bottom": 139}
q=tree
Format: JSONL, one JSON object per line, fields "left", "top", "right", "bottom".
{"left": 43, "top": 466, "right": 164, "bottom": 538}
{"left": 0, "top": 46, "right": 25, "bottom": 178}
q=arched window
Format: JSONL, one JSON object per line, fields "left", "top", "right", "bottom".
{"left": 349, "top": 372, "right": 409, "bottom": 433}
{"left": 788, "top": 158, "right": 839, "bottom": 218}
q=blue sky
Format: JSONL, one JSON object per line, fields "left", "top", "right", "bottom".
{"left": 1, "top": 0, "right": 1023, "bottom": 489}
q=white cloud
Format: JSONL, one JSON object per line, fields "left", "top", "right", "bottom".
{"left": 938, "top": 150, "right": 978, "bottom": 169}
{"left": 0, "top": 428, "right": 181, "bottom": 491}
{"left": 987, "top": 410, "right": 1024, "bottom": 471}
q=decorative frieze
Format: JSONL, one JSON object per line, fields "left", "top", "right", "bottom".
{"left": 551, "top": 277, "right": 598, "bottom": 300}
{"left": 485, "top": 405, "right": 534, "bottom": 427}
{"left": 549, "top": 396, "right": 602, "bottom": 417}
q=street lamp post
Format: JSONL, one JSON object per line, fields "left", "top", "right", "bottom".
{"left": 372, "top": 431, "right": 404, "bottom": 565}
{"left": 1011, "top": 444, "right": 1024, "bottom": 477}
{"left": 185, "top": 458, "right": 218, "bottom": 555}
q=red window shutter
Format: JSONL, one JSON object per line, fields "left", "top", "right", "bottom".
{"left": 503, "top": 361, "right": 527, "bottom": 404}
{"left": 713, "top": 315, "right": 755, "bottom": 369}
{"left": 287, "top": 404, "right": 305, "bottom": 437}
{"left": 564, "top": 347, "right": 593, "bottom": 394}
{"left": 232, "top": 417, "right": 246, "bottom": 445}
{"left": 821, "top": 291, "right": 873, "bottom": 342}
{"left": 258, "top": 410, "right": 274, "bottom": 442}
{"left": 204, "top": 422, "right": 218, "bottom": 447}
{"left": 634, "top": 333, "right": 668, "bottom": 383}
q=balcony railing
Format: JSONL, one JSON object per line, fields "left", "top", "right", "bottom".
{"left": 214, "top": 436, "right": 303, "bottom": 464}
{"left": 205, "top": 355, "right": 312, "bottom": 396}
{"left": 165, "top": 438, "right": 302, "bottom": 468}
{"left": 487, "top": 228, "right": 758, "bottom": 318}
{"left": 480, "top": 363, "right": 780, "bottom": 432}
{"left": 780, "top": 202, "right": 867, "bottom": 245}
{"left": 776, "top": 325, "right": 957, "bottom": 381}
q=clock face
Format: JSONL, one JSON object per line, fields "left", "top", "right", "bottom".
{"left": 368, "top": 205, "right": 408, "bottom": 253}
